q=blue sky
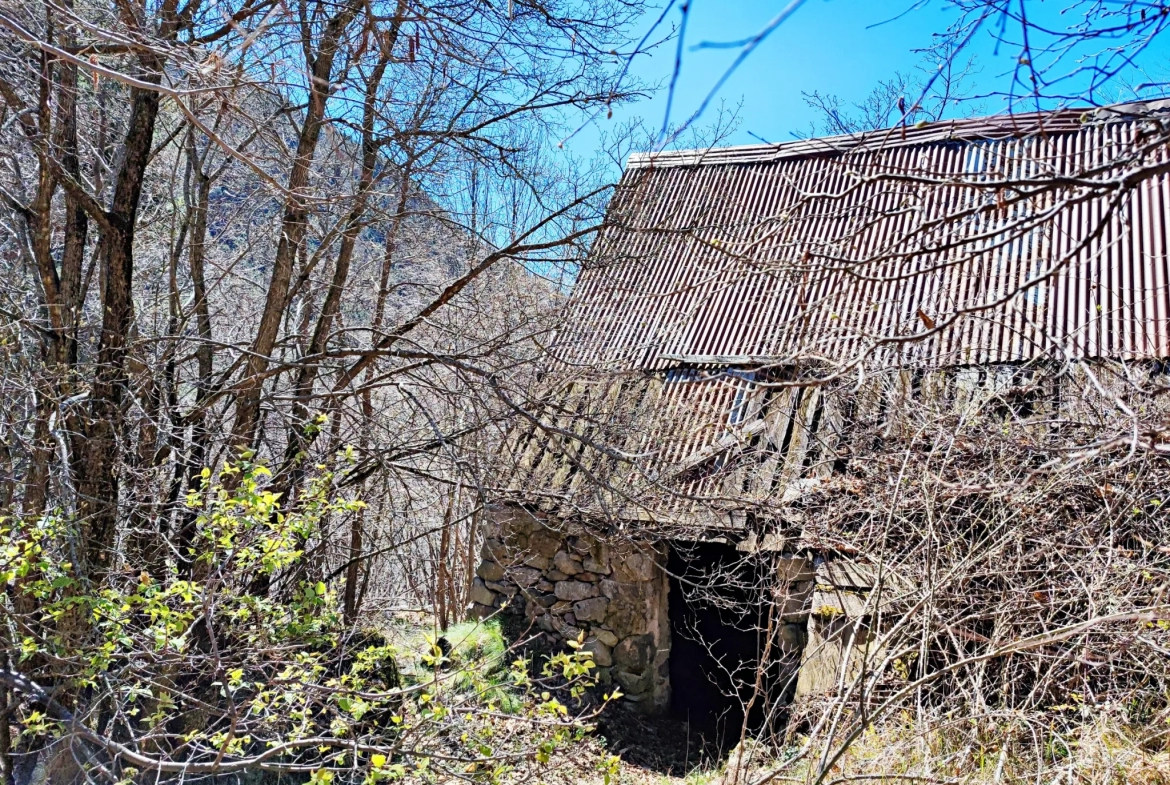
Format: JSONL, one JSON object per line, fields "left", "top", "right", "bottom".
{"left": 566, "top": 0, "right": 1170, "bottom": 155}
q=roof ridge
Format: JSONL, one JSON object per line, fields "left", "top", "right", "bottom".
{"left": 628, "top": 101, "right": 1170, "bottom": 169}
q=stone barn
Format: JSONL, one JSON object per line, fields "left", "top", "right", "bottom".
{"left": 471, "top": 105, "right": 1170, "bottom": 731}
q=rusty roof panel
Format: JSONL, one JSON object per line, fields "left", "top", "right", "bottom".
{"left": 503, "top": 109, "right": 1170, "bottom": 527}
{"left": 562, "top": 110, "right": 1170, "bottom": 372}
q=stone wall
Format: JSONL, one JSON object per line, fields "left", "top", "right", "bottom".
{"left": 470, "top": 504, "right": 671, "bottom": 712}
{"left": 468, "top": 505, "right": 891, "bottom": 714}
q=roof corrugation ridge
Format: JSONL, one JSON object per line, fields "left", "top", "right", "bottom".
{"left": 628, "top": 102, "right": 1170, "bottom": 169}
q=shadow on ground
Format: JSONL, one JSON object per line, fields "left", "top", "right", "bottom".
{"left": 594, "top": 703, "right": 724, "bottom": 776}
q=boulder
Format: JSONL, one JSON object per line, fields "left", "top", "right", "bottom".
{"left": 583, "top": 543, "right": 610, "bottom": 574}
{"left": 476, "top": 560, "right": 505, "bottom": 582}
{"left": 532, "top": 593, "right": 558, "bottom": 608}
{"left": 497, "top": 508, "right": 536, "bottom": 537}
{"left": 469, "top": 579, "right": 496, "bottom": 607}
{"left": 527, "top": 529, "right": 562, "bottom": 559}
{"left": 614, "top": 669, "right": 653, "bottom": 695}
{"left": 552, "top": 616, "right": 581, "bottom": 639}
{"left": 484, "top": 580, "right": 517, "bottom": 596}
{"left": 572, "top": 596, "right": 609, "bottom": 623}
{"left": 583, "top": 638, "right": 613, "bottom": 667}
{"left": 593, "top": 628, "right": 619, "bottom": 647}
{"left": 507, "top": 566, "right": 542, "bottom": 587}
{"left": 553, "top": 551, "right": 582, "bottom": 575}
{"left": 566, "top": 535, "right": 590, "bottom": 554}
{"left": 614, "top": 634, "right": 654, "bottom": 674}
{"left": 554, "top": 580, "right": 596, "bottom": 602}
{"left": 612, "top": 549, "right": 657, "bottom": 582}
{"left": 480, "top": 538, "right": 507, "bottom": 563}
{"left": 521, "top": 554, "right": 551, "bottom": 571}
{"left": 604, "top": 594, "right": 649, "bottom": 636}
{"left": 599, "top": 578, "right": 619, "bottom": 598}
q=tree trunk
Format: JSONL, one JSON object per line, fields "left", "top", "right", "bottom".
{"left": 75, "top": 74, "right": 162, "bottom": 582}
{"left": 230, "top": 0, "right": 366, "bottom": 450}
{"left": 177, "top": 154, "right": 214, "bottom": 578}
{"left": 281, "top": 38, "right": 397, "bottom": 491}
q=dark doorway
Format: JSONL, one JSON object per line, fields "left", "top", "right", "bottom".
{"left": 667, "top": 540, "right": 798, "bottom": 752}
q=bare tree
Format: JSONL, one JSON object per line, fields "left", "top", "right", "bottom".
{"left": 800, "top": 42, "right": 984, "bottom": 137}
{"left": 0, "top": 0, "right": 655, "bottom": 780}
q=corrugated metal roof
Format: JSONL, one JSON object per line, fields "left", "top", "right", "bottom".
{"left": 501, "top": 108, "right": 1170, "bottom": 527}
{"left": 561, "top": 106, "right": 1170, "bottom": 372}
{"left": 626, "top": 105, "right": 1169, "bottom": 169}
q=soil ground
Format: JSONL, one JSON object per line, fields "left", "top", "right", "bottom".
{"left": 595, "top": 702, "right": 725, "bottom": 777}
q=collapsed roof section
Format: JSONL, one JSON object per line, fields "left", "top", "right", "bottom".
{"left": 500, "top": 361, "right": 1168, "bottom": 532}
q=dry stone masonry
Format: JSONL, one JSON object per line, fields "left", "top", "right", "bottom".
{"left": 470, "top": 504, "right": 898, "bottom": 715}
{"left": 471, "top": 505, "right": 671, "bottom": 712}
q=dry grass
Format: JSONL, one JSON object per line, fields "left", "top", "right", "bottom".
{"left": 484, "top": 710, "right": 1170, "bottom": 784}
{"left": 716, "top": 710, "right": 1170, "bottom": 785}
